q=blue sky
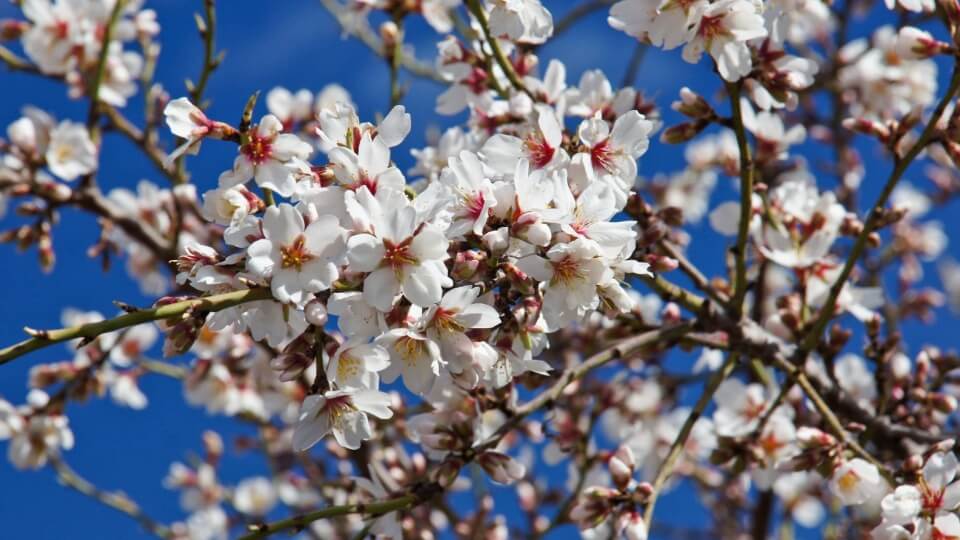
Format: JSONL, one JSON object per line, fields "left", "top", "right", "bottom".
{"left": 0, "top": 0, "right": 958, "bottom": 539}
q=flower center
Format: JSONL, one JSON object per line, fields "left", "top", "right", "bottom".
{"left": 395, "top": 336, "right": 427, "bottom": 367}
{"left": 336, "top": 353, "right": 361, "bottom": 381}
{"left": 323, "top": 395, "right": 357, "bottom": 426}
{"left": 697, "top": 14, "right": 727, "bottom": 40}
{"left": 280, "top": 235, "right": 314, "bottom": 271}
{"left": 431, "top": 308, "right": 465, "bottom": 334}
{"left": 837, "top": 470, "right": 860, "bottom": 493}
{"left": 463, "top": 191, "right": 487, "bottom": 220}
{"left": 550, "top": 256, "right": 584, "bottom": 286}
{"left": 121, "top": 339, "right": 141, "bottom": 358}
{"left": 525, "top": 134, "right": 555, "bottom": 169}
{"left": 383, "top": 239, "right": 418, "bottom": 274}
{"left": 242, "top": 134, "right": 272, "bottom": 165}
{"left": 590, "top": 139, "right": 614, "bottom": 173}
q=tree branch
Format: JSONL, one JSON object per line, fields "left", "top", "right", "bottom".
{"left": 725, "top": 81, "right": 754, "bottom": 316}
{"left": 51, "top": 456, "right": 171, "bottom": 538}
{"left": 0, "top": 288, "right": 272, "bottom": 365}
{"left": 644, "top": 352, "right": 738, "bottom": 526}
{"left": 797, "top": 58, "right": 960, "bottom": 356}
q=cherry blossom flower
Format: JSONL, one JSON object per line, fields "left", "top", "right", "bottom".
{"left": 576, "top": 110, "right": 654, "bottom": 184}
{"left": 517, "top": 238, "right": 611, "bottom": 330}
{"left": 487, "top": 0, "right": 554, "bottom": 45}
{"left": 482, "top": 105, "right": 566, "bottom": 174}
{"left": 713, "top": 378, "right": 770, "bottom": 437}
{"left": 164, "top": 98, "right": 217, "bottom": 165}
{"left": 376, "top": 328, "right": 444, "bottom": 395}
{"left": 45, "top": 120, "right": 97, "bottom": 181}
{"left": 292, "top": 388, "right": 394, "bottom": 451}
{"left": 232, "top": 477, "right": 278, "bottom": 516}
{"left": 422, "top": 285, "right": 500, "bottom": 379}
{"left": 345, "top": 186, "right": 453, "bottom": 311}
{"left": 219, "top": 115, "right": 313, "bottom": 198}
{"left": 247, "top": 204, "right": 346, "bottom": 306}
{"left": 682, "top": 0, "right": 767, "bottom": 82}
{"left": 438, "top": 150, "right": 498, "bottom": 237}
{"left": 830, "top": 458, "right": 882, "bottom": 506}
{"left": 325, "top": 339, "right": 390, "bottom": 390}
{"left": 8, "top": 412, "right": 74, "bottom": 470}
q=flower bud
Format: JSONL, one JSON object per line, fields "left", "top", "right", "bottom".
{"left": 1, "top": 20, "right": 27, "bottom": 41}
{"left": 842, "top": 118, "right": 890, "bottom": 140}
{"left": 896, "top": 26, "right": 948, "bottom": 60}
{"left": 672, "top": 87, "right": 713, "bottom": 119}
{"left": 452, "top": 249, "right": 486, "bottom": 281}
{"left": 660, "top": 121, "right": 706, "bottom": 144}
{"left": 304, "top": 299, "right": 328, "bottom": 326}
{"left": 646, "top": 254, "right": 678, "bottom": 273}
{"left": 796, "top": 426, "right": 836, "bottom": 447}
{"left": 608, "top": 445, "right": 635, "bottom": 490}
{"left": 617, "top": 511, "right": 648, "bottom": 540}
{"left": 478, "top": 451, "right": 527, "bottom": 485}
{"left": 483, "top": 227, "right": 510, "bottom": 254}
{"left": 270, "top": 351, "right": 313, "bottom": 382}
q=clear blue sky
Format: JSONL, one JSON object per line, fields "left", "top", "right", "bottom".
{"left": 0, "top": 1, "right": 956, "bottom": 538}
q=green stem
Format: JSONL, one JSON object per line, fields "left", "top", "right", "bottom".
{"left": 87, "top": 0, "right": 129, "bottom": 141}
{"left": 240, "top": 493, "right": 421, "bottom": 540}
{"left": 726, "top": 81, "right": 754, "bottom": 316}
{"left": 0, "top": 288, "right": 272, "bottom": 366}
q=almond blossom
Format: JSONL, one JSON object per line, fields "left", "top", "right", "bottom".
{"left": 345, "top": 186, "right": 452, "bottom": 311}
{"left": 292, "top": 388, "right": 394, "bottom": 451}
{"left": 247, "top": 204, "right": 347, "bottom": 306}
{"left": 219, "top": 115, "right": 313, "bottom": 198}
{"left": 45, "top": 120, "right": 97, "bottom": 181}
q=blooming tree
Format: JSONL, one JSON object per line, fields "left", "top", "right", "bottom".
{"left": 3, "top": 0, "right": 960, "bottom": 538}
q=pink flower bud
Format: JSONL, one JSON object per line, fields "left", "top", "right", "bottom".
{"left": 895, "top": 26, "right": 946, "bottom": 60}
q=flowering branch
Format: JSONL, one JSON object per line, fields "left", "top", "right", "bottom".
{"left": 188, "top": 0, "right": 222, "bottom": 107}
{"left": 241, "top": 488, "right": 436, "bottom": 540}
{"left": 798, "top": 58, "right": 960, "bottom": 356}
{"left": 465, "top": 0, "right": 535, "bottom": 99}
{"left": 725, "top": 81, "right": 754, "bottom": 315}
{"left": 0, "top": 288, "right": 272, "bottom": 365}
{"left": 317, "top": 0, "right": 444, "bottom": 82}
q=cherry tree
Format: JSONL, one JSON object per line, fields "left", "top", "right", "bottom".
{"left": 1, "top": 0, "right": 960, "bottom": 538}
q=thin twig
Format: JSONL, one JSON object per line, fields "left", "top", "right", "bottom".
{"left": 475, "top": 321, "right": 695, "bottom": 453}
{"left": 87, "top": 0, "right": 129, "bottom": 140}
{"left": 317, "top": 0, "right": 444, "bottom": 83}
{"left": 51, "top": 456, "right": 171, "bottom": 538}
{"left": 643, "top": 352, "right": 738, "bottom": 526}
